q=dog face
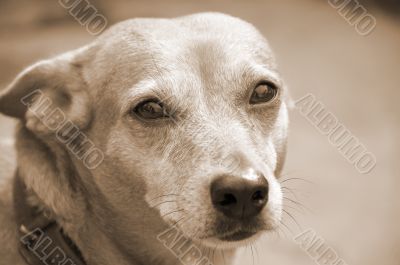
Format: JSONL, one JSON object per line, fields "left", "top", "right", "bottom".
{"left": 0, "top": 13, "right": 288, "bottom": 249}
{"left": 92, "top": 13, "right": 289, "bottom": 248}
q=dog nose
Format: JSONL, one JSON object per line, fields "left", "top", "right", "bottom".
{"left": 210, "top": 172, "right": 268, "bottom": 219}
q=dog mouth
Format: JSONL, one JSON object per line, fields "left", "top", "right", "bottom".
{"left": 209, "top": 219, "right": 268, "bottom": 243}
{"left": 218, "top": 230, "right": 258, "bottom": 241}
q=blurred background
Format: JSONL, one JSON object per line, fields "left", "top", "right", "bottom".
{"left": 0, "top": 0, "right": 399, "bottom": 264}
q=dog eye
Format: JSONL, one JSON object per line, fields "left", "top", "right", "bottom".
{"left": 249, "top": 82, "right": 278, "bottom": 104}
{"left": 133, "top": 99, "right": 169, "bottom": 120}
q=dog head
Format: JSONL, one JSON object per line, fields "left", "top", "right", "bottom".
{"left": 0, "top": 13, "right": 289, "bottom": 249}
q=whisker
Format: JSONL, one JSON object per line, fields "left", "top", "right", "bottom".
{"left": 206, "top": 246, "right": 211, "bottom": 259}
{"left": 212, "top": 245, "right": 217, "bottom": 263}
{"left": 276, "top": 226, "right": 286, "bottom": 240}
{"left": 255, "top": 244, "right": 260, "bottom": 264}
{"left": 199, "top": 245, "right": 206, "bottom": 259}
{"left": 283, "top": 209, "right": 302, "bottom": 231}
{"left": 282, "top": 186, "right": 312, "bottom": 198}
{"left": 280, "top": 177, "right": 314, "bottom": 185}
{"left": 148, "top": 193, "right": 180, "bottom": 202}
{"left": 281, "top": 187, "right": 299, "bottom": 200}
{"left": 279, "top": 219, "right": 294, "bottom": 237}
{"left": 192, "top": 228, "right": 200, "bottom": 239}
{"left": 283, "top": 203, "right": 305, "bottom": 215}
{"left": 161, "top": 208, "right": 185, "bottom": 218}
{"left": 250, "top": 244, "right": 255, "bottom": 265}
{"left": 278, "top": 170, "right": 297, "bottom": 179}
{"left": 171, "top": 216, "right": 186, "bottom": 228}
{"left": 272, "top": 229, "right": 280, "bottom": 241}
{"left": 283, "top": 197, "right": 313, "bottom": 213}
{"left": 149, "top": 200, "right": 177, "bottom": 208}
{"left": 178, "top": 216, "right": 193, "bottom": 228}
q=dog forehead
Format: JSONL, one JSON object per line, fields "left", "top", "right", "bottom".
{"left": 97, "top": 12, "right": 275, "bottom": 67}
{"left": 88, "top": 13, "right": 278, "bottom": 105}
{"left": 104, "top": 12, "right": 265, "bottom": 42}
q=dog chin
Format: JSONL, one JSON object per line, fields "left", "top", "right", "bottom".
{"left": 196, "top": 230, "right": 264, "bottom": 249}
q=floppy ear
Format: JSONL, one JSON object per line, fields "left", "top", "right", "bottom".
{"left": 0, "top": 54, "right": 92, "bottom": 135}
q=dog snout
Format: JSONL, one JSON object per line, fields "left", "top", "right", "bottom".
{"left": 210, "top": 170, "right": 269, "bottom": 219}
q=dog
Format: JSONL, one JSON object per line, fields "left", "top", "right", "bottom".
{"left": 0, "top": 12, "right": 289, "bottom": 265}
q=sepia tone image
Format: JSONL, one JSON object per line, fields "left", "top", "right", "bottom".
{"left": 0, "top": 0, "right": 399, "bottom": 265}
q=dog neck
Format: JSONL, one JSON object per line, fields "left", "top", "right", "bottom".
{"left": 14, "top": 126, "right": 236, "bottom": 265}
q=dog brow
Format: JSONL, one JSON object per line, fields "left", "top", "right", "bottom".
{"left": 242, "top": 64, "right": 282, "bottom": 87}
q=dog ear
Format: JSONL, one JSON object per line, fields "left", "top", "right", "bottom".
{"left": 0, "top": 54, "right": 92, "bottom": 134}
